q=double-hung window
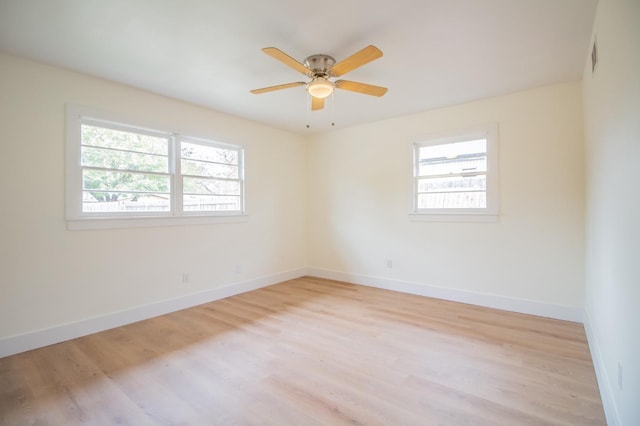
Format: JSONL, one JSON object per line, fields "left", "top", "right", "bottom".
{"left": 66, "top": 105, "right": 244, "bottom": 229}
{"left": 411, "top": 124, "right": 498, "bottom": 221}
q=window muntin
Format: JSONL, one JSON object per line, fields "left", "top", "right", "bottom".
{"left": 67, "top": 106, "right": 244, "bottom": 224}
{"left": 412, "top": 125, "right": 498, "bottom": 217}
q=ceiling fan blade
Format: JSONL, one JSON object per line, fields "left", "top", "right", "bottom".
{"left": 335, "top": 80, "right": 388, "bottom": 97}
{"left": 250, "top": 82, "right": 305, "bottom": 94}
{"left": 330, "top": 45, "right": 383, "bottom": 77}
{"left": 262, "top": 47, "right": 310, "bottom": 75}
{"left": 311, "top": 96, "right": 325, "bottom": 111}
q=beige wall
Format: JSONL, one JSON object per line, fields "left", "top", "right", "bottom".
{"left": 0, "top": 52, "right": 308, "bottom": 339}
{"left": 308, "top": 82, "right": 586, "bottom": 310}
{"left": 582, "top": 0, "right": 640, "bottom": 423}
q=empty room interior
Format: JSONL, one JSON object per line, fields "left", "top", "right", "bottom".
{"left": 0, "top": 0, "right": 638, "bottom": 425}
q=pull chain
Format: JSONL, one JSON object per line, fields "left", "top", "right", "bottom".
{"left": 304, "top": 92, "right": 336, "bottom": 129}
{"left": 306, "top": 92, "right": 310, "bottom": 128}
{"left": 330, "top": 92, "right": 335, "bottom": 127}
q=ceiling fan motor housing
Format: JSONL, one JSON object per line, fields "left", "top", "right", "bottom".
{"left": 304, "top": 54, "right": 335, "bottom": 77}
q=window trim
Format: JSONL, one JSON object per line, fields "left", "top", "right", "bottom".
{"left": 409, "top": 123, "right": 499, "bottom": 222}
{"left": 66, "top": 104, "right": 246, "bottom": 230}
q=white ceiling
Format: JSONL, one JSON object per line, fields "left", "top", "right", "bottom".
{"left": 0, "top": 0, "right": 597, "bottom": 134}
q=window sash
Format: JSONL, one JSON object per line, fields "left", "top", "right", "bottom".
{"left": 416, "top": 174, "right": 487, "bottom": 196}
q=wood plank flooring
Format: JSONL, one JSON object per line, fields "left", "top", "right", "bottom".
{"left": 0, "top": 277, "right": 605, "bottom": 425}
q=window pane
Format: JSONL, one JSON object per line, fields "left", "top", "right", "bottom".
{"left": 81, "top": 124, "right": 168, "bottom": 155}
{"left": 418, "top": 156, "right": 486, "bottom": 177}
{"left": 183, "top": 195, "right": 241, "bottom": 212}
{"left": 183, "top": 177, "right": 240, "bottom": 196}
{"left": 419, "top": 139, "right": 485, "bottom": 161}
{"left": 82, "top": 146, "right": 168, "bottom": 173}
{"left": 83, "top": 169, "right": 170, "bottom": 193}
{"left": 83, "top": 192, "right": 170, "bottom": 213}
{"left": 417, "top": 192, "right": 486, "bottom": 209}
{"left": 181, "top": 159, "right": 238, "bottom": 179}
{"left": 181, "top": 142, "right": 238, "bottom": 165}
{"left": 418, "top": 139, "right": 486, "bottom": 176}
{"left": 418, "top": 175, "right": 486, "bottom": 193}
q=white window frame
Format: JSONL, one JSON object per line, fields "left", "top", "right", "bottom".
{"left": 409, "top": 123, "right": 499, "bottom": 223}
{"left": 66, "top": 104, "right": 246, "bottom": 230}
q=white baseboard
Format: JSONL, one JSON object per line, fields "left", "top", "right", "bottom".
{"left": 0, "top": 268, "right": 307, "bottom": 358}
{"left": 307, "top": 267, "right": 583, "bottom": 322}
{"left": 583, "top": 310, "right": 620, "bottom": 426}
{"left": 0, "top": 267, "right": 584, "bottom": 359}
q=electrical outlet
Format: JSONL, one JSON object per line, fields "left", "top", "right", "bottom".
{"left": 386, "top": 259, "right": 393, "bottom": 269}
{"left": 182, "top": 273, "right": 190, "bottom": 284}
{"left": 618, "top": 362, "right": 623, "bottom": 390}
{"left": 235, "top": 264, "right": 242, "bottom": 274}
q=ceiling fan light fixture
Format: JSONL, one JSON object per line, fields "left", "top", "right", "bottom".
{"left": 306, "top": 78, "right": 334, "bottom": 99}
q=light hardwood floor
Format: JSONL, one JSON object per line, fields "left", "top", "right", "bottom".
{"left": 0, "top": 277, "right": 605, "bottom": 425}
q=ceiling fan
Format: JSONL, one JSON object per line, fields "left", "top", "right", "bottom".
{"left": 250, "top": 45, "right": 388, "bottom": 111}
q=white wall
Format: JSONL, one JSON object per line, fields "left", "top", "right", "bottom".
{"left": 582, "top": 0, "right": 640, "bottom": 424}
{"left": 0, "top": 53, "right": 307, "bottom": 344}
{"left": 308, "top": 82, "right": 586, "bottom": 316}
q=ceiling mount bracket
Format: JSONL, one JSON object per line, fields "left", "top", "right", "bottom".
{"left": 304, "top": 54, "right": 336, "bottom": 78}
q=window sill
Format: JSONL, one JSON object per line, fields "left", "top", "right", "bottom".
{"left": 67, "top": 214, "right": 248, "bottom": 231}
{"left": 409, "top": 213, "right": 498, "bottom": 223}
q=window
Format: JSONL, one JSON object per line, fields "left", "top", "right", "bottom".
{"left": 66, "top": 105, "right": 244, "bottom": 229}
{"left": 411, "top": 124, "right": 498, "bottom": 221}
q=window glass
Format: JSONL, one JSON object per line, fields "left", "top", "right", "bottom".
{"left": 80, "top": 124, "right": 170, "bottom": 213}
{"left": 416, "top": 139, "right": 487, "bottom": 209}
{"left": 180, "top": 141, "right": 242, "bottom": 212}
